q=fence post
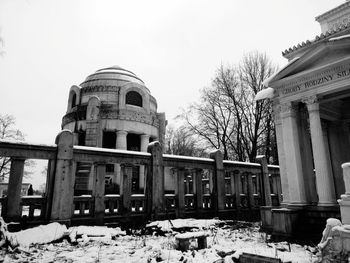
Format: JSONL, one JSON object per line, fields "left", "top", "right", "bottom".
{"left": 50, "top": 130, "right": 76, "bottom": 224}
{"left": 175, "top": 168, "right": 185, "bottom": 218}
{"left": 147, "top": 141, "right": 164, "bottom": 220}
{"left": 6, "top": 158, "right": 25, "bottom": 221}
{"left": 256, "top": 155, "right": 272, "bottom": 206}
{"left": 195, "top": 169, "right": 203, "bottom": 216}
{"left": 94, "top": 163, "right": 106, "bottom": 225}
{"left": 247, "top": 173, "right": 255, "bottom": 208}
{"left": 210, "top": 150, "right": 225, "bottom": 215}
{"left": 45, "top": 159, "right": 56, "bottom": 220}
{"left": 121, "top": 164, "right": 132, "bottom": 212}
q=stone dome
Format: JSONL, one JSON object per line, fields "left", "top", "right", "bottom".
{"left": 80, "top": 65, "right": 145, "bottom": 87}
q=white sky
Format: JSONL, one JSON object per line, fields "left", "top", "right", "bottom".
{"left": 0, "top": 0, "right": 346, "bottom": 187}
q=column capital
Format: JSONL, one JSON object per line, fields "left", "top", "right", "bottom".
{"left": 116, "top": 130, "right": 128, "bottom": 136}
{"left": 280, "top": 102, "right": 298, "bottom": 118}
{"left": 272, "top": 104, "right": 282, "bottom": 125}
{"left": 302, "top": 95, "right": 320, "bottom": 112}
{"left": 140, "top": 134, "right": 150, "bottom": 139}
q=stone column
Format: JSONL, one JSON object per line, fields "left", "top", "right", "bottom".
{"left": 140, "top": 134, "right": 150, "bottom": 191}
{"left": 210, "top": 150, "right": 226, "bottom": 213}
{"left": 175, "top": 168, "right": 185, "bottom": 218}
{"left": 305, "top": 96, "right": 336, "bottom": 205}
{"left": 256, "top": 155, "right": 272, "bottom": 207}
{"left": 94, "top": 163, "right": 106, "bottom": 225}
{"left": 51, "top": 130, "right": 76, "bottom": 223}
{"left": 6, "top": 158, "right": 25, "bottom": 221}
{"left": 273, "top": 104, "right": 290, "bottom": 206}
{"left": 146, "top": 141, "right": 164, "bottom": 220}
{"left": 116, "top": 130, "right": 127, "bottom": 150}
{"left": 140, "top": 134, "right": 150, "bottom": 152}
{"left": 116, "top": 130, "right": 128, "bottom": 193}
{"left": 195, "top": 169, "right": 203, "bottom": 215}
{"left": 280, "top": 102, "right": 307, "bottom": 205}
{"left": 121, "top": 164, "right": 133, "bottom": 212}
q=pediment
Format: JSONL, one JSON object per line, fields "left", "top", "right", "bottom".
{"left": 267, "top": 38, "right": 350, "bottom": 85}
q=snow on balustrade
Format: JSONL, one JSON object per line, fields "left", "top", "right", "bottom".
{"left": 0, "top": 137, "right": 281, "bottom": 225}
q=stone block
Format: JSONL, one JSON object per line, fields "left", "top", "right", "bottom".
{"left": 260, "top": 206, "right": 273, "bottom": 231}
{"left": 271, "top": 208, "right": 299, "bottom": 237}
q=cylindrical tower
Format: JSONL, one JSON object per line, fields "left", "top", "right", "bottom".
{"left": 61, "top": 66, "right": 167, "bottom": 195}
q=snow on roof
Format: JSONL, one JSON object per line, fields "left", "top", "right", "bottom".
{"left": 0, "top": 139, "right": 56, "bottom": 147}
{"left": 329, "top": 33, "right": 350, "bottom": 41}
{"left": 262, "top": 57, "right": 300, "bottom": 87}
{"left": 254, "top": 87, "right": 274, "bottom": 101}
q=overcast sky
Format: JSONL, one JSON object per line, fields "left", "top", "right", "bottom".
{"left": 0, "top": 0, "right": 345, "bottom": 146}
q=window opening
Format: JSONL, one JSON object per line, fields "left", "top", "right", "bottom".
{"left": 71, "top": 93, "right": 77, "bottom": 108}
{"left": 102, "top": 131, "right": 116, "bottom": 149}
{"left": 126, "top": 91, "right": 142, "bottom": 107}
{"left": 127, "top": 133, "right": 141, "bottom": 151}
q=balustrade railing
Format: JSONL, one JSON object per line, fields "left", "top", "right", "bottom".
{"left": 0, "top": 130, "right": 282, "bottom": 226}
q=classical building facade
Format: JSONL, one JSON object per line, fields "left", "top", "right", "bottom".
{"left": 61, "top": 66, "right": 167, "bottom": 195}
{"left": 259, "top": 1, "right": 350, "bottom": 236}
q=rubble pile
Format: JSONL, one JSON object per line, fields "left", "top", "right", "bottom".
{"left": 0, "top": 217, "right": 316, "bottom": 262}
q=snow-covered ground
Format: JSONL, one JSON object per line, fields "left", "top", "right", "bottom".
{"left": 0, "top": 218, "right": 318, "bottom": 262}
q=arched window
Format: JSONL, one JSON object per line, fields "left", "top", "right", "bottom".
{"left": 71, "top": 93, "right": 77, "bottom": 108}
{"left": 126, "top": 91, "right": 142, "bottom": 107}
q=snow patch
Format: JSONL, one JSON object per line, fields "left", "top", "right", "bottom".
{"left": 255, "top": 87, "right": 275, "bottom": 101}
{"left": 329, "top": 34, "right": 350, "bottom": 41}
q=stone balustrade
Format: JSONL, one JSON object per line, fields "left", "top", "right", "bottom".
{"left": 0, "top": 130, "right": 281, "bottom": 226}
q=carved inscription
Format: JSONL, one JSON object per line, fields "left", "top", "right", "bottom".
{"left": 82, "top": 85, "right": 119, "bottom": 93}
{"left": 280, "top": 66, "right": 350, "bottom": 96}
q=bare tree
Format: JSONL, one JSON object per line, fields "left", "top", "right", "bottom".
{"left": 165, "top": 125, "right": 207, "bottom": 157}
{"left": 0, "top": 114, "right": 35, "bottom": 181}
{"left": 235, "top": 51, "right": 278, "bottom": 162}
{"left": 181, "top": 51, "right": 278, "bottom": 163}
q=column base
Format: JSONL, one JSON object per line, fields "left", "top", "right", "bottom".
{"left": 318, "top": 200, "right": 338, "bottom": 206}
{"left": 287, "top": 201, "right": 309, "bottom": 209}
{"left": 260, "top": 206, "right": 273, "bottom": 232}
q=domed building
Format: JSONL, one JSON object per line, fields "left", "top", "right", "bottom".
{"left": 61, "top": 66, "right": 167, "bottom": 195}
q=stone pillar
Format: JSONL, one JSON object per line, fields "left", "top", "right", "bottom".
{"left": 94, "top": 163, "right": 105, "bottom": 225}
{"left": 256, "top": 155, "right": 272, "bottom": 206}
{"left": 140, "top": 134, "right": 150, "bottom": 152}
{"left": 140, "top": 134, "right": 150, "bottom": 191}
{"left": 175, "top": 168, "right": 185, "bottom": 218}
{"left": 146, "top": 141, "right": 164, "bottom": 219}
{"left": 210, "top": 150, "right": 226, "bottom": 213}
{"left": 195, "top": 169, "right": 203, "bottom": 215}
{"left": 116, "top": 130, "right": 127, "bottom": 150}
{"left": 280, "top": 102, "right": 307, "bottom": 205}
{"left": 298, "top": 105, "right": 318, "bottom": 204}
{"left": 273, "top": 104, "right": 290, "bottom": 205}
{"left": 116, "top": 130, "right": 128, "bottom": 194}
{"left": 234, "top": 171, "right": 241, "bottom": 210}
{"left": 51, "top": 130, "right": 76, "bottom": 223}
{"left": 6, "top": 158, "right": 25, "bottom": 221}
{"left": 305, "top": 97, "right": 336, "bottom": 205}
{"left": 121, "top": 164, "right": 132, "bottom": 212}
